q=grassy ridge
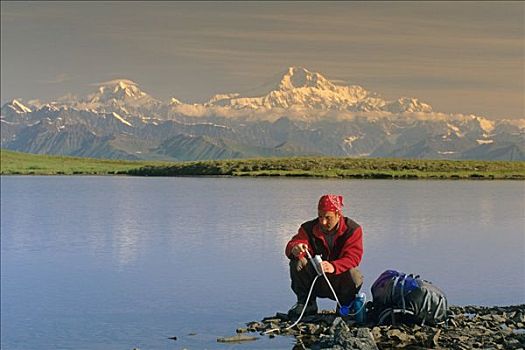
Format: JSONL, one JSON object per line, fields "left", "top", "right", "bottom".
{"left": 129, "top": 157, "right": 525, "bottom": 179}
{"left": 0, "top": 149, "right": 169, "bottom": 175}
{"left": 1, "top": 149, "right": 524, "bottom": 179}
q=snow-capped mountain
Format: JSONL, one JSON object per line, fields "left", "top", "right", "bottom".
{"left": 85, "top": 79, "right": 157, "bottom": 105}
{"left": 1, "top": 67, "right": 523, "bottom": 161}
{"left": 202, "top": 67, "right": 425, "bottom": 113}
{"left": 49, "top": 79, "right": 164, "bottom": 119}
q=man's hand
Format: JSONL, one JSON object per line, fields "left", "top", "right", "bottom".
{"left": 291, "top": 244, "right": 310, "bottom": 271}
{"left": 321, "top": 261, "right": 335, "bottom": 274}
{"left": 296, "top": 256, "right": 308, "bottom": 271}
{"left": 291, "top": 243, "right": 308, "bottom": 258}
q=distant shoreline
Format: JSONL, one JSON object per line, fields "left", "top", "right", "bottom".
{"left": 2, "top": 149, "right": 524, "bottom": 180}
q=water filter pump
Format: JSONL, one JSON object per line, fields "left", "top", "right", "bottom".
{"left": 306, "top": 249, "right": 367, "bottom": 322}
{"left": 306, "top": 250, "right": 324, "bottom": 276}
{"left": 265, "top": 248, "right": 365, "bottom": 333}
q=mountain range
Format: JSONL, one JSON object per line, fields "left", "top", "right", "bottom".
{"left": 1, "top": 67, "right": 524, "bottom": 161}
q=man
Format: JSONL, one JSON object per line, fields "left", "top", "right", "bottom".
{"left": 285, "top": 194, "right": 364, "bottom": 319}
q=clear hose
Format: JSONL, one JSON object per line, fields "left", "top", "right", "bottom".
{"left": 264, "top": 251, "right": 363, "bottom": 334}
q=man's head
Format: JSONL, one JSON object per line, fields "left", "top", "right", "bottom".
{"left": 317, "top": 195, "right": 344, "bottom": 232}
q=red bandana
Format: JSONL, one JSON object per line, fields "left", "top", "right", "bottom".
{"left": 318, "top": 194, "right": 344, "bottom": 213}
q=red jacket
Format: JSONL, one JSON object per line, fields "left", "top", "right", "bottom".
{"left": 285, "top": 216, "right": 363, "bottom": 275}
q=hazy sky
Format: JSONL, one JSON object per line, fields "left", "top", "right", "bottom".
{"left": 1, "top": 1, "right": 523, "bottom": 119}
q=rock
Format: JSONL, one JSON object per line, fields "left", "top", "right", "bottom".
{"left": 504, "top": 338, "right": 523, "bottom": 349}
{"left": 246, "top": 321, "right": 265, "bottom": 331}
{"left": 433, "top": 328, "right": 443, "bottom": 347}
{"left": 371, "top": 326, "right": 382, "bottom": 341}
{"left": 240, "top": 304, "right": 525, "bottom": 349}
{"left": 319, "top": 326, "right": 378, "bottom": 350}
{"left": 275, "top": 312, "right": 289, "bottom": 320}
{"left": 216, "top": 334, "right": 258, "bottom": 343}
{"left": 328, "top": 317, "right": 349, "bottom": 335}
{"left": 493, "top": 314, "right": 507, "bottom": 323}
{"left": 517, "top": 312, "right": 525, "bottom": 323}
{"left": 386, "top": 328, "right": 415, "bottom": 347}
{"left": 299, "top": 323, "right": 321, "bottom": 335}
{"left": 500, "top": 323, "right": 512, "bottom": 333}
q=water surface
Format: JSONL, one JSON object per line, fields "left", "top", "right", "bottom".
{"left": 1, "top": 176, "right": 524, "bottom": 349}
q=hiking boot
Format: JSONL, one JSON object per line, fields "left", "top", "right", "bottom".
{"left": 287, "top": 301, "right": 318, "bottom": 319}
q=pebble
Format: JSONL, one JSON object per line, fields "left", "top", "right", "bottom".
{"left": 236, "top": 304, "right": 525, "bottom": 349}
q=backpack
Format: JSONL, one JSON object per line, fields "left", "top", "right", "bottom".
{"left": 370, "top": 270, "right": 448, "bottom": 326}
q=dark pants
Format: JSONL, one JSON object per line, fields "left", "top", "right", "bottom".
{"left": 290, "top": 259, "right": 363, "bottom": 306}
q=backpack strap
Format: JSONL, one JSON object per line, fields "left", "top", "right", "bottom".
{"left": 378, "top": 308, "right": 394, "bottom": 325}
{"left": 433, "top": 296, "right": 446, "bottom": 322}
{"left": 400, "top": 275, "right": 407, "bottom": 314}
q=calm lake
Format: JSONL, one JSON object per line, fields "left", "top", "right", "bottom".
{"left": 1, "top": 176, "right": 524, "bottom": 350}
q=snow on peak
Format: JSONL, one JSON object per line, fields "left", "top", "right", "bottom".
{"left": 81, "top": 78, "right": 161, "bottom": 109}
{"left": 277, "top": 66, "right": 336, "bottom": 92}
{"left": 8, "top": 99, "right": 33, "bottom": 114}
{"left": 477, "top": 117, "right": 495, "bottom": 133}
{"left": 204, "top": 67, "right": 383, "bottom": 111}
{"left": 111, "top": 111, "right": 133, "bottom": 126}
{"left": 98, "top": 79, "right": 139, "bottom": 88}
{"left": 169, "top": 97, "right": 183, "bottom": 106}
{"left": 385, "top": 97, "right": 433, "bottom": 113}
{"left": 0, "top": 68, "right": 464, "bottom": 121}
{"left": 206, "top": 93, "right": 241, "bottom": 105}
{"left": 94, "top": 79, "right": 146, "bottom": 100}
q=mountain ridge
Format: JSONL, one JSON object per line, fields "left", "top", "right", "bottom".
{"left": 1, "top": 67, "right": 523, "bottom": 161}
{"left": 4, "top": 67, "right": 437, "bottom": 115}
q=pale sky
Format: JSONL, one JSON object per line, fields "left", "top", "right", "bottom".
{"left": 1, "top": 1, "right": 523, "bottom": 119}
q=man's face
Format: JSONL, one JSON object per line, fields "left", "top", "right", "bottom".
{"left": 318, "top": 210, "right": 340, "bottom": 232}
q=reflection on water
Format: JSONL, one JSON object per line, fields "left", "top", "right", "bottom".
{"left": 1, "top": 176, "right": 524, "bottom": 350}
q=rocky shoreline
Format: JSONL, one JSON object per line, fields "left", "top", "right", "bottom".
{"left": 234, "top": 305, "right": 525, "bottom": 349}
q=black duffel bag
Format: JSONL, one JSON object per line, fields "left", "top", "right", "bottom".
{"left": 370, "top": 269, "right": 448, "bottom": 326}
